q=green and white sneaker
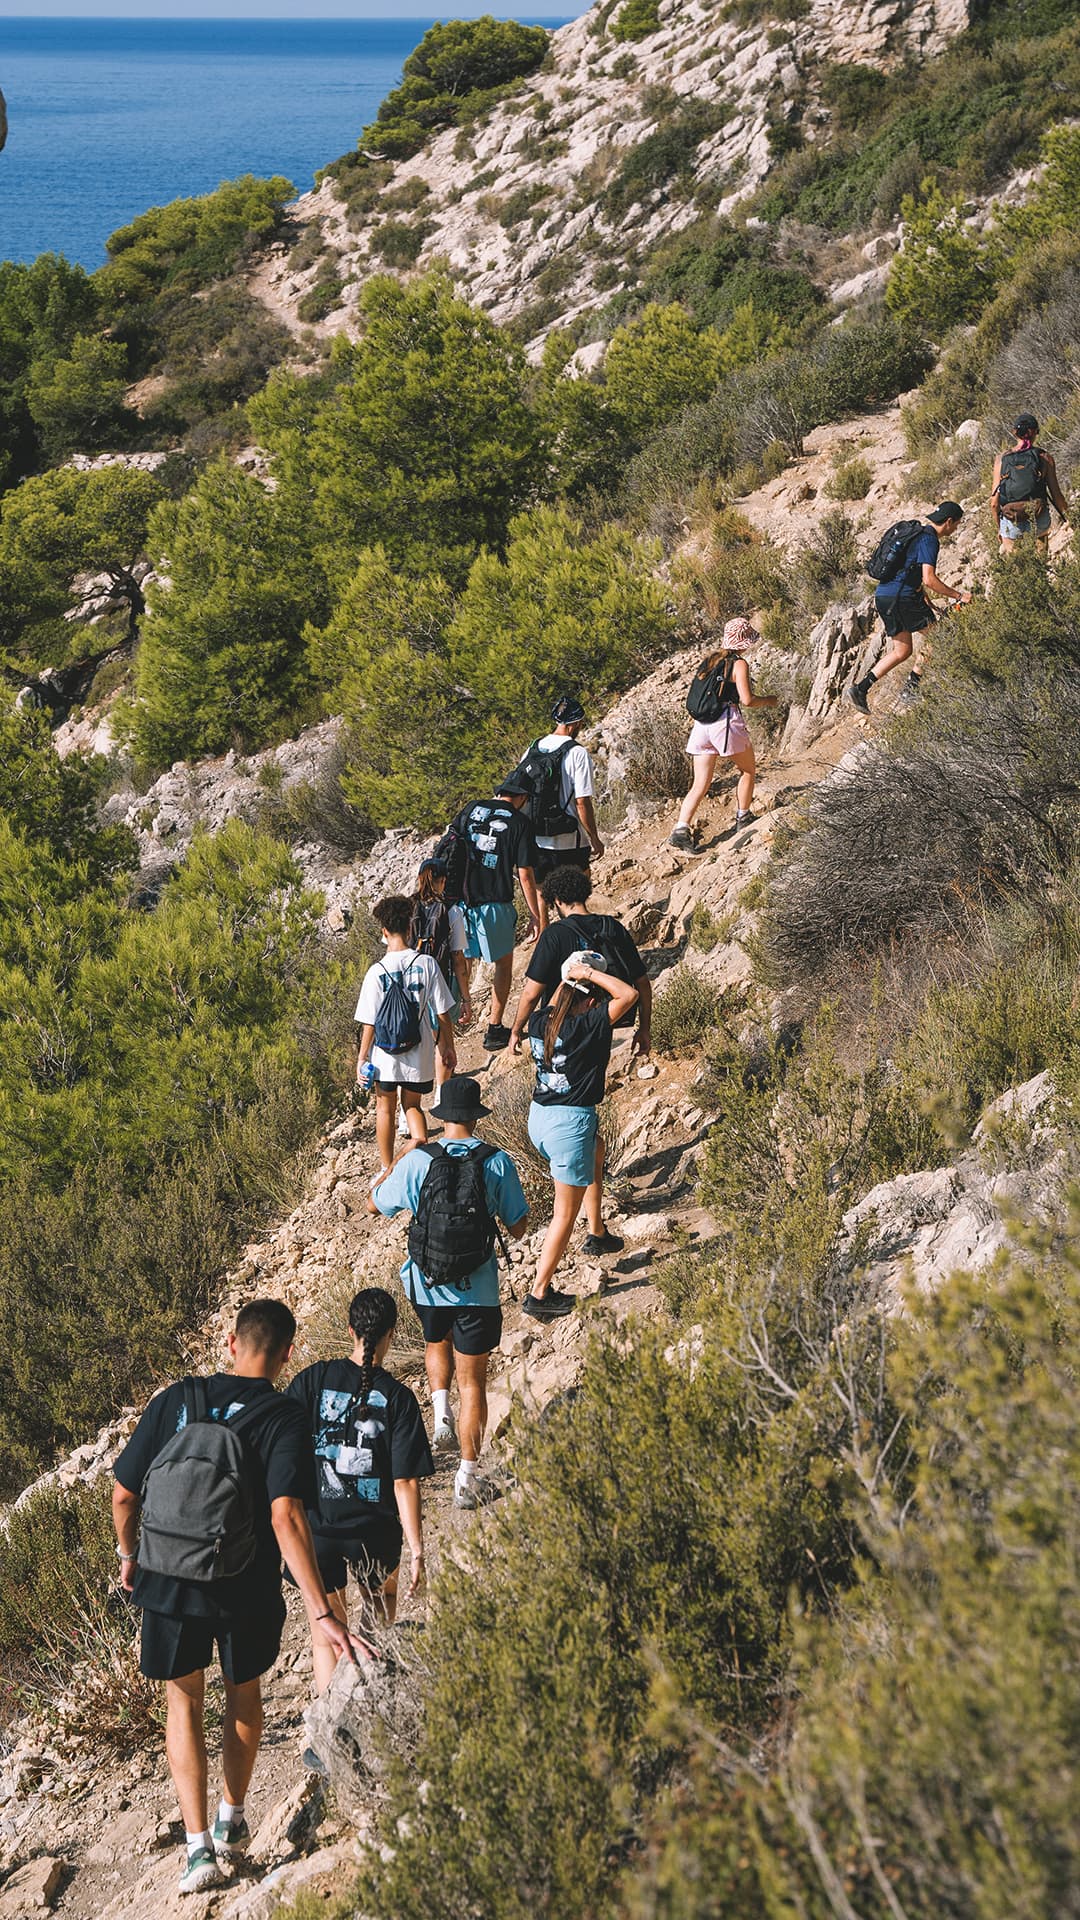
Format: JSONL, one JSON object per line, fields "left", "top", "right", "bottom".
{"left": 211, "top": 1813, "right": 251, "bottom": 1862}
{"left": 179, "top": 1845, "right": 225, "bottom": 1895}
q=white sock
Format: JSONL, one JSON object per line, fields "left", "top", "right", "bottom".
{"left": 456, "top": 1458, "right": 477, "bottom": 1490}
{"left": 218, "top": 1800, "right": 244, "bottom": 1825}
{"left": 186, "top": 1829, "right": 212, "bottom": 1855}
{"left": 432, "top": 1389, "right": 452, "bottom": 1426}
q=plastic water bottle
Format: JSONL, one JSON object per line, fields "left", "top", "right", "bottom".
{"left": 355, "top": 1061, "right": 377, "bottom": 1110}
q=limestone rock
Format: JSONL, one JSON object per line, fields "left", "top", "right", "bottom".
{"left": 0, "top": 1857, "right": 64, "bottom": 1915}
{"left": 302, "top": 1637, "right": 426, "bottom": 1817}
{"left": 781, "top": 600, "right": 877, "bottom": 753}
{"left": 218, "top": 1841, "right": 358, "bottom": 1920}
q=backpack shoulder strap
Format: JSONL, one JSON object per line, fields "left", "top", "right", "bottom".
{"left": 184, "top": 1377, "right": 208, "bottom": 1426}
{"left": 223, "top": 1390, "right": 274, "bottom": 1440}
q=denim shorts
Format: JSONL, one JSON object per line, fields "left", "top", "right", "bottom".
{"left": 464, "top": 902, "right": 518, "bottom": 963}
{"left": 1000, "top": 504, "right": 1051, "bottom": 540}
{"left": 528, "top": 1100, "right": 599, "bottom": 1188}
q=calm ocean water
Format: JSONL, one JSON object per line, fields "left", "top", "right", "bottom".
{"left": 0, "top": 16, "right": 566, "bottom": 271}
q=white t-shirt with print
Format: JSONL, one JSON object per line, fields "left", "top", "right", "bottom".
{"left": 534, "top": 733, "right": 594, "bottom": 850}
{"left": 355, "top": 948, "right": 454, "bottom": 1084}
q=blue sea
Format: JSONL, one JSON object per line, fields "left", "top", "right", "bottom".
{"left": 0, "top": 15, "right": 568, "bottom": 270}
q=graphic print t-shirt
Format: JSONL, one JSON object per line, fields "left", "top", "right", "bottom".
{"left": 527, "top": 1003, "right": 612, "bottom": 1109}
{"left": 453, "top": 801, "right": 538, "bottom": 905}
{"left": 286, "top": 1361, "right": 433, "bottom": 1541}
{"left": 113, "top": 1374, "right": 315, "bottom": 1621}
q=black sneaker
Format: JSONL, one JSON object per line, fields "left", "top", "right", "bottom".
{"left": 847, "top": 678, "right": 871, "bottom": 714}
{"left": 582, "top": 1230, "right": 624, "bottom": 1256}
{"left": 735, "top": 809, "right": 755, "bottom": 829}
{"left": 484, "top": 1022, "right": 511, "bottom": 1051}
{"left": 668, "top": 825, "right": 694, "bottom": 851}
{"left": 523, "top": 1289, "right": 576, "bottom": 1320}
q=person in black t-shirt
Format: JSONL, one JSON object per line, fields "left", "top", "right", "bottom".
{"left": 515, "top": 954, "right": 638, "bottom": 1321}
{"left": 287, "top": 1287, "right": 434, "bottom": 1693}
{"left": 509, "top": 865, "right": 652, "bottom": 1062}
{"left": 443, "top": 773, "right": 541, "bottom": 1052}
{"left": 112, "top": 1300, "right": 362, "bottom": 1898}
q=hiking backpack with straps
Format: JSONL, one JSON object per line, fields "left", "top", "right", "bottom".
{"left": 410, "top": 897, "right": 452, "bottom": 981}
{"left": 407, "top": 1142, "right": 509, "bottom": 1289}
{"left": 432, "top": 824, "right": 469, "bottom": 906}
{"left": 505, "top": 740, "right": 574, "bottom": 839}
{"left": 374, "top": 966, "right": 422, "bottom": 1055}
{"left": 999, "top": 447, "right": 1048, "bottom": 514}
{"left": 137, "top": 1380, "right": 265, "bottom": 1583}
{"left": 686, "top": 651, "right": 741, "bottom": 723}
{"left": 866, "top": 519, "right": 923, "bottom": 584}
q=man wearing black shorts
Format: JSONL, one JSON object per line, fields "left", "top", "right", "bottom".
{"left": 509, "top": 865, "right": 653, "bottom": 1066}
{"left": 369, "top": 1076, "right": 528, "bottom": 1510}
{"left": 112, "top": 1300, "right": 359, "bottom": 1897}
{"left": 849, "top": 501, "right": 970, "bottom": 713}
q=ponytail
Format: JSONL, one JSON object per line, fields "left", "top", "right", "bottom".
{"left": 416, "top": 868, "right": 441, "bottom": 906}
{"left": 348, "top": 1286, "right": 397, "bottom": 1411}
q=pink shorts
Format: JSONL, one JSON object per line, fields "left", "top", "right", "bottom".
{"left": 686, "top": 711, "right": 751, "bottom": 757}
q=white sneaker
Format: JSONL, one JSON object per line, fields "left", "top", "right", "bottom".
{"left": 433, "top": 1413, "right": 457, "bottom": 1451}
{"left": 179, "top": 1847, "right": 224, "bottom": 1895}
{"left": 396, "top": 1103, "right": 410, "bottom": 1136}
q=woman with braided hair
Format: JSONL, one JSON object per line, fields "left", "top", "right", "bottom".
{"left": 287, "top": 1287, "right": 433, "bottom": 1692}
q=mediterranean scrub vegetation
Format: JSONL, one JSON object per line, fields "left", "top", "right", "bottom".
{"left": 356, "top": 15, "right": 550, "bottom": 160}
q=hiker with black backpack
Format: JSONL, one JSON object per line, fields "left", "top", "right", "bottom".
{"left": 992, "top": 414, "right": 1068, "bottom": 556}
{"left": 355, "top": 893, "right": 457, "bottom": 1177}
{"left": 112, "top": 1300, "right": 364, "bottom": 1898}
{"left": 369, "top": 1076, "right": 529, "bottom": 1510}
{"left": 286, "top": 1288, "right": 433, "bottom": 1691}
{"left": 509, "top": 864, "right": 652, "bottom": 1068}
{"left": 509, "top": 695, "right": 604, "bottom": 929}
{"left": 409, "top": 855, "right": 472, "bottom": 1092}
{"left": 519, "top": 955, "right": 638, "bottom": 1320}
{"left": 850, "top": 502, "right": 970, "bottom": 714}
{"left": 669, "top": 617, "right": 777, "bottom": 852}
{"left": 436, "top": 774, "right": 541, "bottom": 1053}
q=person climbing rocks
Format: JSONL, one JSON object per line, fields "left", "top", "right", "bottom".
{"left": 669, "top": 617, "right": 777, "bottom": 852}
{"left": 991, "top": 414, "right": 1068, "bottom": 556}
{"left": 508, "top": 863, "right": 652, "bottom": 1067}
{"left": 509, "top": 695, "right": 604, "bottom": 929}
{"left": 369, "top": 1076, "right": 529, "bottom": 1509}
{"left": 355, "top": 894, "right": 457, "bottom": 1176}
{"left": 287, "top": 1287, "right": 432, "bottom": 1690}
{"left": 512, "top": 954, "right": 638, "bottom": 1320}
{"left": 112, "top": 1301, "right": 364, "bottom": 1898}
{"left": 437, "top": 775, "right": 541, "bottom": 1052}
{"left": 849, "top": 502, "right": 971, "bottom": 715}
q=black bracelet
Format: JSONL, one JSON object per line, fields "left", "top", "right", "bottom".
{"left": 316, "top": 1611, "right": 336, "bottom": 1622}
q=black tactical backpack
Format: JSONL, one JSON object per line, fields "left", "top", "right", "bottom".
{"left": 507, "top": 739, "right": 575, "bottom": 839}
{"left": 407, "top": 1143, "right": 509, "bottom": 1290}
{"left": 866, "top": 519, "right": 923, "bottom": 584}
{"left": 137, "top": 1380, "right": 265, "bottom": 1583}
{"left": 999, "top": 447, "right": 1048, "bottom": 513}
{"left": 686, "top": 652, "right": 740, "bottom": 722}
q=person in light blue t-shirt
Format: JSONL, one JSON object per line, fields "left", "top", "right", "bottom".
{"left": 368, "top": 1076, "right": 528, "bottom": 1511}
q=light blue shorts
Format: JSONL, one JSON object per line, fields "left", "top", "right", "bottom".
{"left": 464, "top": 902, "right": 518, "bottom": 963}
{"left": 528, "top": 1101, "right": 599, "bottom": 1189}
{"left": 1000, "top": 504, "right": 1051, "bottom": 540}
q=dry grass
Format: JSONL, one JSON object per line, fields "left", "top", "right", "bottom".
{"left": 622, "top": 705, "right": 690, "bottom": 801}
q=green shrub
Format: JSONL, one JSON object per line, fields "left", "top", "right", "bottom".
{"left": 98, "top": 173, "right": 293, "bottom": 310}
{"left": 824, "top": 449, "right": 873, "bottom": 500}
{"left": 650, "top": 967, "right": 724, "bottom": 1052}
{"left": 360, "top": 17, "right": 549, "bottom": 161}
{"left": 297, "top": 272, "right": 344, "bottom": 322}
{"left": 887, "top": 177, "right": 998, "bottom": 335}
{"left": 0, "top": 253, "right": 100, "bottom": 487}
{"left": 612, "top": 0, "right": 661, "bottom": 40}
{"left": 604, "top": 302, "right": 725, "bottom": 438}
{"left": 25, "top": 332, "right": 132, "bottom": 462}
{"left": 604, "top": 102, "right": 728, "bottom": 219}
{"left": 371, "top": 218, "right": 434, "bottom": 266}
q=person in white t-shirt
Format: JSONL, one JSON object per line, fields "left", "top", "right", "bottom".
{"left": 531, "top": 696, "right": 604, "bottom": 930}
{"left": 355, "top": 895, "right": 456, "bottom": 1175}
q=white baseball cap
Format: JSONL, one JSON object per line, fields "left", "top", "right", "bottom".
{"left": 561, "top": 950, "right": 605, "bottom": 992}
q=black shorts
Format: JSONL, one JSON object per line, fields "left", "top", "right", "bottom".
{"left": 139, "top": 1598, "right": 285, "bottom": 1685}
{"left": 286, "top": 1522, "right": 403, "bottom": 1596}
{"left": 876, "top": 589, "right": 936, "bottom": 639}
{"left": 375, "top": 1080, "right": 433, "bottom": 1096}
{"left": 535, "top": 844, "right": 591, "bottom": 883}
{"left": 413, "top": 1301, "right": 503, "bottom": 1355}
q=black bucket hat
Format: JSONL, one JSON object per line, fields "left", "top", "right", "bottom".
{"left": 429, "top": 1075, "right": 491, "bottom": 1123}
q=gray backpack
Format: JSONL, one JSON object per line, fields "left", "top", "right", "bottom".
{"left": 137, "top": 1379, "right": 265, "bottom": 1582}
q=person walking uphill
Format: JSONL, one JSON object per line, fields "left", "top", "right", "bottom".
{"left": 355, "top": 894, "right": 457, "bottom": 1176}
{"left": 287, "top": 1288, "right": 433, "bottom": 1692}
{"left": 992, "top": 414, "right": 1068, "bottom": 556}
{"left": 112, "top": 1300, "right": 363, "bottom": 1898}
{"left": 438, "top": 774, "right": 541, "bottom": 1053}
{"left": 670, "top": 618, "right": 777, "bottom": 852}
{"left": 511, "top": 695, "right": 604, "bottom": 929}
{"left": 509, "top": 863, "right": 652, "bottom": 1066}
{"left": 850, "top": 503, "right": 970, "bottom": 714}
{"left": 369, "top": 1076, "right": 529, "bottom": 1509}
{"left": 512, "top": 955, "right": 638, "bottom": 1320}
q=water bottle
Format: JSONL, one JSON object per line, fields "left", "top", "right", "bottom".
{"left": 355, "top": 1061, "right": 377, "bottom": 1111}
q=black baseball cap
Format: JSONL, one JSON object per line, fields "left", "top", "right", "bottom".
{"left": 552, "top": 694, "right": 586, "bottom": 725}
{"left": 496, "top": 770, "right": 533, "bottom": 799}
{"left": 419, "top": 856, "right": 447, "bottom": 878}
{"left": 929, "top": 501, "right": 964, "bottom": 524}
{"left": 1014, "top": 413, "right": 1039, "bottom": 437}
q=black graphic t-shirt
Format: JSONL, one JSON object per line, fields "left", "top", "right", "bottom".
{"left": 525, "top": 914, "right": 644, "bottom": 1002}
{"left": 286, "top": 1360, "right": 433, "bottom": 1542}
{"left": 452, "top": 801, "right": 539, "bottom": 905}
{"left": 113, "top": 1374, "right": 315, "bottom": 1621}
{"left": 527, "top": 1002, "right": 613, "bottom": 1109}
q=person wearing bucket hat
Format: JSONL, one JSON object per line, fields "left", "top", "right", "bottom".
{"left": 991, "top": 414, "right": 1067, "bottom": 556}
{"left": 504, "top": 695, "right": 604, "bottom": 930}
{"left": 521, "top": 952, "right": 639, "bottom": 1320}
{"left": 670, "top": 618, "right": 777, "bottom": 852}
{"left": 369, "top": 1077, "right": 529, "bottom": 1509}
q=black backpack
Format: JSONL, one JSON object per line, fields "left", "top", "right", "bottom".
{"left": 432, "top": 824, "right": 469, "bottom": 906}
{"left": 137, "top": 1380, "right": 265, "bottom": 1583}
{"left": 999, "top": 447, "right": 1047, "bottom": 511}
{"left": 572, "top": 913, "right": 639, "bottom": 1028}
{"left": 686, "top": 652, "right": 740, "bottom": 723}
{"left": 407, "top": 1142, "right": 509, "bottom": 1290}
{"left": 374, "top": 966, "right": 422, "bottom": 1054}
{"left": 410, "top": 896, "right": 452, "bottom": 981}
{"left": 507, "top": 740, "right": 573, "bottom": 839}
{"left": 866, "top": 519, "right": 923, "bottom": 584}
